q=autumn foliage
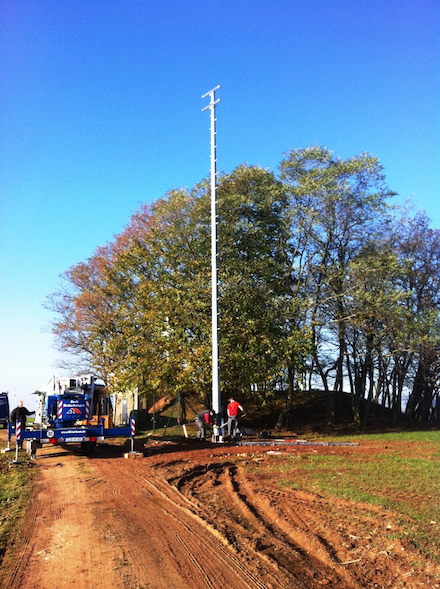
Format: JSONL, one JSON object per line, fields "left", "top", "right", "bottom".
{"left": 47, "top": 148, "right": 440, "bottom": 427}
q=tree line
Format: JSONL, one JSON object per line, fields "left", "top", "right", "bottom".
{"left": 48, "top": 146, "right": 440, "bottom": 428}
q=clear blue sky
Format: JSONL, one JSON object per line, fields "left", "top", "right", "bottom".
{"left": 1, "top": 0, "right": 439, "bottom": 407}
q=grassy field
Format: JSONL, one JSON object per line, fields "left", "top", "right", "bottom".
{"left": 0, "top": 437, "right": 36, "bottom": 566}
{"left": 247, "top": 430, "right": 440, "bottom": 562}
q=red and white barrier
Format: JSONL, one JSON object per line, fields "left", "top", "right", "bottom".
{"left": 14, "top": 420, "right": 22, "bottom": 461}
{"left": 130, "top": 418, "right": 135, "bottom": 452}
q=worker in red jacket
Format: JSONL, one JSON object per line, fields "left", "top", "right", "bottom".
{"left": 227, "top": 397, "right": 244, "bottom": 439}
{"left": 195, "top": 409, "right": 215, "bottom": 440}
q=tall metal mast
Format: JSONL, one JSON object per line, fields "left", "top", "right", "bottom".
{"left": 202, "top": 85, "right": 221, "bottom": 420}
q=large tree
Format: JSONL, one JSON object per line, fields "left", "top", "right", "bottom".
{"left": 49, "top": 165, "right": 292, "bottom": 405}
{"left": 396, "top": 212, "right": 440, "bottom": 422}
{"left": 216, "top": 165, "right": 291, "bottom": 400}
{"left": 48, "top": 148, "right": 440, "bottom": 428}
{"left": 279, "top": 146, "right": 396, "bottom": 425}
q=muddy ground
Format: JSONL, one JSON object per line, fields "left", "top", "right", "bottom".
{"left": 1, "top": 432, "right": 439, "bottom": 589}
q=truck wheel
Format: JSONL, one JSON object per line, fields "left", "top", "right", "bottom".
{"left": 81, "top": 441, "right": 96, "bottom": 454}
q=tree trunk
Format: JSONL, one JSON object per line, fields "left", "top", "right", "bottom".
{"left": 276, "top": 365, "right": 295, "bottom": 430}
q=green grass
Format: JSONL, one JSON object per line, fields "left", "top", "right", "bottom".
{"left": 251, "top": 430, "right": 440, "bottom": 561}
{"left": 0, "top": 442, "right": 36, "bottom": 568}
{"left": 332, "top": 429, "right": 440, "bottom": 446}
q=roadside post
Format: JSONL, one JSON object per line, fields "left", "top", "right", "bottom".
{"left": 130, "top": 417, "right": 135, "bottom": 453}
{"left": 15, "top": 420, "right": 21, "bottom": 459}
{"left": 124, "top": 417, "right": 142, "bottom": 460}
{"left": 1, "top": 421, "right": 12, "bottom": 453}
{"left": 9, "top": 420, "right": 25, "bottom": 465}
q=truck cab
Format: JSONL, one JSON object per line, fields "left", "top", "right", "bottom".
{"left": 0, "top": 392, "right": 9, "bottom": 427}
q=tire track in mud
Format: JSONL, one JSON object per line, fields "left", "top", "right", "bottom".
{"left": 227, "top": 466, "right": 348, "bottom": 567}
{"left": 250, "top": 482, "right": 408, "bottom": 587}
{"left": 141, "top": 478, "right": 279, "bottom": 589}
{"left": 137, "top": 467, "right": 289, "bottom": 588}
{"left": 3, "top": 440, "right": 436, "bottom": 589}
{"left": 163, "top": 454, "right": 440, "bottom": 589}
{"left": 163, "top": 460, "right": 357, "bottom": 589}
{"left": 2, "top": 451, "right": 129, "bottom": 589}
{"left": 95, "top": 458, "right": 285, "bottom": 589}
{"left": 108, "top": 454, "right": 375, "bottom": 588}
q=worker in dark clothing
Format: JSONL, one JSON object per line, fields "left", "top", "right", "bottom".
{"left": 10, "top": 401, "right": 35, "bottom": 449}
{"left": 195, "top": 409, "right": 215, "bottom": 440}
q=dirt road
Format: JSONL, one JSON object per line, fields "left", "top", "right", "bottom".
{"left": 1, "top": 438, "right": 438, "bottom": 588}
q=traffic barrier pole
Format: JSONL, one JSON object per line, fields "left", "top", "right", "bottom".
{"left": 15, "top": 420, "right": 21, "bottom": 462}
{"left": 130, "top": 418, "right": 135, "bottom": 452}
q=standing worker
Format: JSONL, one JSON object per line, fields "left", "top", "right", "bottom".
{"left": 227, "top": 397, "right": 245, "bottom": 440}
{"left": 195, "top": 409, "right": 215, "bottom": 441}
{"left": 10, "top": 401, "right": 35, "bottom": 449}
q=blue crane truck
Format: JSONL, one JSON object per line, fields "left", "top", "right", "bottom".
{"left": 7, "top": 376, "right": 135, "bottom": 459}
